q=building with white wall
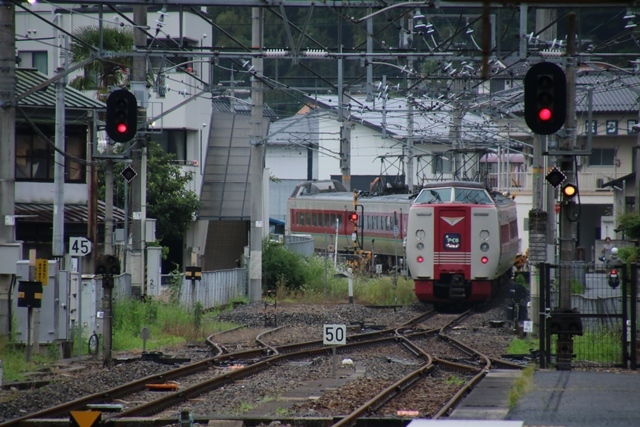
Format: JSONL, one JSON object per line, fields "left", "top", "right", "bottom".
{"left": 15, "top": 4, "right": 213, "bottom": 271}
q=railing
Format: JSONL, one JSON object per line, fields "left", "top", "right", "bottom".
{"left": 178, "top": 268, "right": 247, "bottom": 310}
{"left": 486, "top": 171, "right": 623, "bottom": 193}
{"left": 284, "top": 234, "right": 315, "bottom": 257}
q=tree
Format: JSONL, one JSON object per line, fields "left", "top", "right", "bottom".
{"left": 99, "top": 141, "right": 200, "bottom": 270}
{"left": 68, "top": 25, "right": 134, "bottom": 97}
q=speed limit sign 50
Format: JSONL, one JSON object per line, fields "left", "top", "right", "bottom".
{"left": 323, "top": 324, "right": 346, "bottom": 345}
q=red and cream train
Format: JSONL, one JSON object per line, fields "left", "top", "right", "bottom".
{"left": 286, "top": 180, "right": 519, "bottom": 304}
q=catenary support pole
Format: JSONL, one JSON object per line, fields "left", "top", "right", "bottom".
{"left": 249, "top": 7, "right": 265, "bottom": 302}
{"left": 0, "top": 2, "right": 17, "bottom": 336}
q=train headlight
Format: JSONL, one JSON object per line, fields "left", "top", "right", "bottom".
{"left": 481, "top": 256, "right": 489, "bottom": 264}
{"left": 415, "top": 229, "right": 426, "bottom": 240}
{"left": 480, "top": 230, "right": 490, "bottom": 240}
{"left": 417, "top": 256, "right": 424, "bottom": 263}
{"left": 417, "top": 242, "right": 424, "bottom": 250}
{"left": 480, "top": 242, "right": 489, "bottom": 252}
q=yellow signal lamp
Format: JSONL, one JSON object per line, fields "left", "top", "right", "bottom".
{"left": 562, "top": 183, "right": 578, "bottom": 199}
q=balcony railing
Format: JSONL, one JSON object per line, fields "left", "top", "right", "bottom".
{"left": 485, "top": 171, "right": 623, "bottom": 193}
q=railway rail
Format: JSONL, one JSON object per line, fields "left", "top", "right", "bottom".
{"left": 0, "top": 303, "right": 523, "bottom": 426}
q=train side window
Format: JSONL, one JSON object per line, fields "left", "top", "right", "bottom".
{"left": 501, "top": 224, "right": 509, "bottom": 242}
{"left": 312, "top": 213, "right": 317, "bottom": 227}
{"left": 510, "top": 220, "right": 517, "bottom": 238}
{"left": 305, "top": 213, "right": 311, "bottom": 226}
{"left": 324, "top": 214, "right": 330, "bottom": 227}
{"left": 331, "top": 214, "right": 337, "bottom": 227}
{"left": 298, "top": 212, "right": 304, "bottom": 225}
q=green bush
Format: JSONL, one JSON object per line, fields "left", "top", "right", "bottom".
{"left": 618, "top": 246, "right": 640, "bottom": 264}
{"left": 617, "top": 213, "right": 640, "bottom": 239}
{"left": 262, "top": 239, "right": 306, "bottom": 291}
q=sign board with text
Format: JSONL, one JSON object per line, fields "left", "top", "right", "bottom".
{"left": 69, "top": 237, "right": 92, "bottom": 257}
{"left": 323, "top": 324, "right": 346, "bottom": 346}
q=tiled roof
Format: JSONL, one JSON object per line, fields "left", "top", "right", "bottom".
{"left": 16, "top": 68, "right": 105, "bottom": 110}
{"left": 575, "top": 73, "right": 640, "bottom": 113}
{"left": 494, "top": 70, "right": 640, "bottom": 115}
{"left": 307, "top": 94, "right": 497, "bottom": 145}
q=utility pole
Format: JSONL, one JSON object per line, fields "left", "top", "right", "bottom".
{"left": 365, "top": 9, "right": 373, "bottom": 103}
{"left": 248, "top": 7, "right": 265, "bottom": 302}
{"left": 88, "top": 112, "right": 98, "bottom": 271}
{"left": 53, "top": 37, "right": 67, "bottom": 260}
{"left": 0, "top": 2, "right": 17, "bottom": 336}
{"left": 338, "top": 25, "right": 351, "bottom": 191}
{"left": 449, "top": 106, "right": 463, "bottom": 178}
{"left": 529, "top": 133, "right": 546, "bottom": 336}
{"left": 406, "top": 55, "right": 414, "bottom": 193}
{"left": 131, "top": 6, "right": 148, "bottom": 297}
{"left": 559, "top": 13, "right": 577, "bottom": 310}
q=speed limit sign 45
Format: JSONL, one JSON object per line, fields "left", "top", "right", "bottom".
{"left": 323, "top": 324, "right": 346, "bottom": 345}
{"left": 69, "top": 237, "right": 92, "bottom": 257}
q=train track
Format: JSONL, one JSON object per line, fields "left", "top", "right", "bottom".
{"left": 1, "top": 305, "right": 523, "bottom": 426}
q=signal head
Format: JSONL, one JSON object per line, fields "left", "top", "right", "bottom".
{"left": 349, "top": 212, "right": 359, "bottom": 222}
{"left": 524, "top": 62, "right": 567, "bottom": 135}
{"left": 106, "top": 90, "right": 138, "bottom": 143}
{"left": 562, "top": 183, "right": 578, "bottom": 199}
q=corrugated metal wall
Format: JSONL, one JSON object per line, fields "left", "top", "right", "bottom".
{"left": 179, "top": 268, "right": 247, "bottom": 309}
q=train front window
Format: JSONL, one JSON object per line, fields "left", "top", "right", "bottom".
{"left": 415, "top": 187, "right": 451, "bottom": 203}
{"left": 454, "top": 188, "right": 493, "bottom": 204}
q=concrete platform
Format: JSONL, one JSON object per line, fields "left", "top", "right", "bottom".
{"left": 449, "top": 369, "right": 522, "bottom": 420}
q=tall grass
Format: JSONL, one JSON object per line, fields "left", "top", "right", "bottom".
{"left": 0, "top": 336, "right": 61, "bottom": 382}
{"left": 273, "top": 255, "right": 417, "bottom": 305}
{"left": 111, "top": 298, "right": 236, "bottom": 351}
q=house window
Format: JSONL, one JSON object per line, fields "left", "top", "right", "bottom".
{"left": 65, "top": 134, "right": 87, "bottom": 183}
{"left": 589, "top": 148, "right": 615, "bottom": 166}
{"left": 154, "top": 129, "right": 187, "bottom": 161}
{"left": 18, "top": 51, "right": 48, "bottom": 75}
{"left": 16, "top": 133, "right": 54, "bottom": 181}
{"left": 16, "top": 131, "right": 86, "bottom": 183}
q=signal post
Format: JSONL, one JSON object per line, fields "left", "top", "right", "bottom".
{"left": 524, "top": 13, "right": 579, "bottom": 369}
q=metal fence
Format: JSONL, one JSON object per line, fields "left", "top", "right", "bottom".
{"left": 178, "top": 268, "right": 247, "bottom": 310}
{"left": 284, "top": 234, "right": 315, "bottom": 257}
{"left": 539, "top": 262, "right": 638, "bottom": 370}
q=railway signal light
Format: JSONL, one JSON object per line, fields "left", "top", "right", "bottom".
{"left": 349, "top": 212, "right": 359, "bottom": 223}
{"left": 562, "top": 183, "right": 578, "bottom": 200}
{"left": 106, "top": 89, "right": 138, "bottom": 143}
{"left": 95, "top": 254, "right": 121, "bottom": 276}
{"left": 524, "top": 62, "right": 566, "bottom": 135}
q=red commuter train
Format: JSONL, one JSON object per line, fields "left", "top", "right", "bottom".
{"left": 286, "top": 180, "right": 411, "bottom": 268}
{"left": 405, "top": 181, "right": 519, "bottom": 304}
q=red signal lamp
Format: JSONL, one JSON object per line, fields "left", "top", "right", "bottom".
{"left": 481, "top": 256, "right": 489, "bottom": 264}
{"left": 349, "top": 212, "right": 359, "bottom": 222}
{"left": 417, "top": 256, "right": 424, "bottom": 263}
{"left": 538, "top": 108, "right": 552, "bottom": 121}
{"left": 116, "top": 123, "right": 128, "bottom": 133}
